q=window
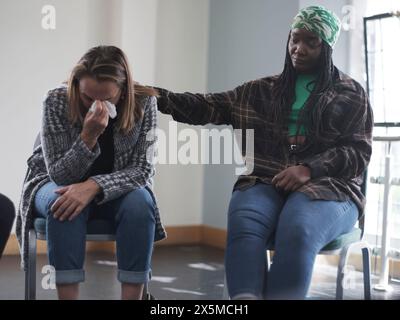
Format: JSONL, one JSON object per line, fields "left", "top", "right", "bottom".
{"left": 349, "top": 0, "right": 400, "bottom": 263}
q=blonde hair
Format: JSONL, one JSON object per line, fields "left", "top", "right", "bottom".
{"left": 67, "top": 45, "right": 158, "bottom": 134}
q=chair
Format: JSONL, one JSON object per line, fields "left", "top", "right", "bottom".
{"left": 222, "top": 172, "right": 372, "bottom": 300}
{"left": 25, "top": 134, "right": 149, "bottom": 300}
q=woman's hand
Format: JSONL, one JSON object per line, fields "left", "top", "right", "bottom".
{"left": 271, "top": 165, "right": 311, "bottom": 192}
{"left": 51, "top": 179, "right": 101, "bottom": 221}
{"left": 80, "top": 101, "right": 109, "bottom": 149}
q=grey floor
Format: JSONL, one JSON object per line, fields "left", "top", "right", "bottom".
{"left": 0, "top": 245, "right": 399, "bottom": 300}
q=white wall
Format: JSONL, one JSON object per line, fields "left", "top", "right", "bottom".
{"left": 120, "top": 0, "right": 159, "bottom": 85}
{"left": 0, "top": 0, "right": 356, "bottom": 232}
{"left": 153, "top": 0, "right": 210, "bottom": 225}
{"left": 203, "top": 0, "right": 299, "bottom": 229}
{"left": 120, "top": 0, "right": 210, "bottom": 226}
{"left": 0, "top": 0, "right": 90, "bottom": 208}
{"left": 87, "top": 0, "right": 123, "bottom": 47}
{"left": 0, "top": 0, "right": 209, "bottom": 228}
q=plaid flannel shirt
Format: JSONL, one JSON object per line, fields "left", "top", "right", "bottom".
{"left": 155, "top": 68, "right": 373, "bottom": 218}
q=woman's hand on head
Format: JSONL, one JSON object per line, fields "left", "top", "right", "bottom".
{"left": 51, "top": 179, "right": 101, "bottom": 221}
{"left": 271, "top": 165, "right": 311, "bottom": 192}
{"left": 80, "top": 101, "right": 109, "bottom": 149}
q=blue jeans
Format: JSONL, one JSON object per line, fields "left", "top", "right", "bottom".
{"left": 34, "top": 181, "right": 156, "bottom": 285}
{"left": 225, "top": 183, "right": 358, "bottom": 300}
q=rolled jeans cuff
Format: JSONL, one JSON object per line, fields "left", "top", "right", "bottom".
{"left": 55, "top": 269, "right": 85, "bottom": 284}
{"left": 118, "top": 269, "right": 151, "bottom": 284}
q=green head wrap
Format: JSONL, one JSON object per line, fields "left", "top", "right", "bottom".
{"left": 291, "top": 5, "right": 341, "bottom": 48}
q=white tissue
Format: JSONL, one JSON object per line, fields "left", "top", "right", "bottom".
{"left": 89, "top": 101, "right": 117, "bottom": 119}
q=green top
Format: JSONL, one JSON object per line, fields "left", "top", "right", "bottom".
{"left": 288, "top": 73, "right": 316, "bottom": 137}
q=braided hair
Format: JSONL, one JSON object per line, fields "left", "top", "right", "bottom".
{"left": 268, "top": 33, "right": 336, "bottom": 153}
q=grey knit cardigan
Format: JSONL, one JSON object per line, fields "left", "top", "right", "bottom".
{"left": 16, "top": 85, "right": 166, "bottom": 269}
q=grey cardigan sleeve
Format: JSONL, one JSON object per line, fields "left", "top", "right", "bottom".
{"left": 41, "top": 88, "right": 101, "bottom": 186}
{"left": 90, "top": 96, "right": 157, "bottom": 204}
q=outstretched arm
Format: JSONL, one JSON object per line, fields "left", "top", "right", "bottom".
{"left": 155, "top": 84, "right": 245, "bottom": 126}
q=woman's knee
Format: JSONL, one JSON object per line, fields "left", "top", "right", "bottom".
{"left": 275, "top": 222, "right": 319, "bottom": 253}
{"left": 228, "top": 199, "right": 278, "bottom": 240}
{"left": 34, "top": 182, "right": 64, "bottom": 216}
{"left": 116, "top": 188, "right": 156, "bottom": 225}
{"left": 227, "top": 208, "right": 278, "bottom": 245}
{"left": 35, "top": 182, "right": 90, "bottom": 221}
{"left": 288, "top": 224, "right": 313, "bottom": 244}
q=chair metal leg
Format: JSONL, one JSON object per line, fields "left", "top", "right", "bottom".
{"left": 336, "top": 244, "right": 353, "bottom": 300}
{"left": 336, "top": 241, "right": 371, "bottom": 300}
{"left": 261, "top": 250, "right": 272, "bottom": 299}
{"left": 24, "top": 265, "right": 30, "bottom": 300}
{"left": 25, "top": 229, "right": 37, "bottom": 300}
{"left": 143, "top": 282, "right": 148, "bottom": 297}
{"left": 141, "top": 282, "right": 148, "bottom": 300}
{"left": 266, "top": 250, "right": 271, "bottom": 271}
{"left": 362, "top": 246, "right": 372, "bottom": 300}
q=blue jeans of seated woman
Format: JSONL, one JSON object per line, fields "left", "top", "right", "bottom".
{"left": 225, "top": 183, "right": 358, "bottom": 300}
{"left": 34, "top": 181, "right": 156, "bottom": 285}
